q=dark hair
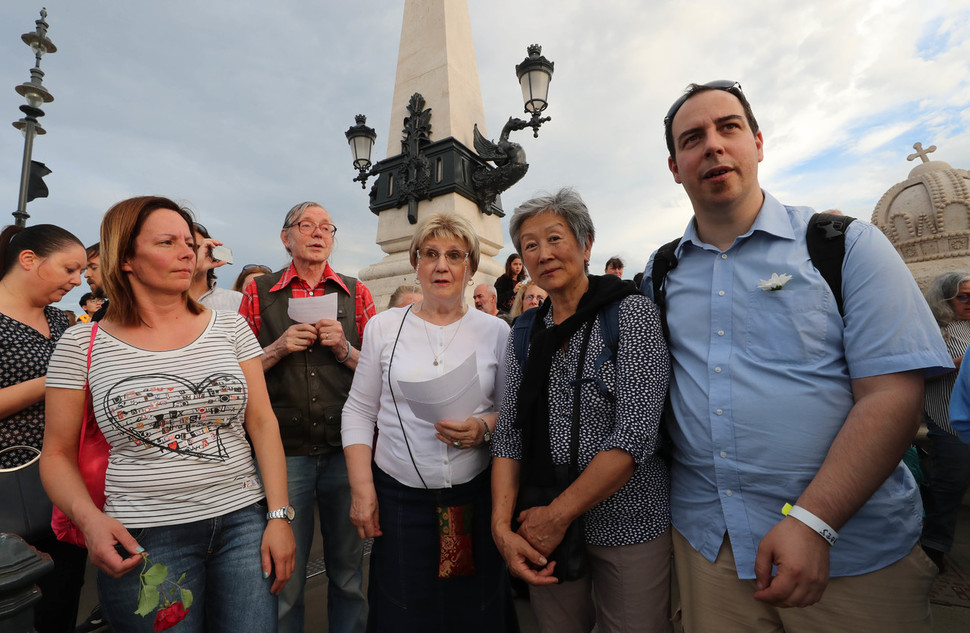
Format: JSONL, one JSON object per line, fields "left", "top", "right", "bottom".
{"left": 503, "top": 252, "right": 525, "bottom": 281}
{"left": 0, "top": 224, "right": 84, "bottom": 280}
{"left": 193, "top": 223, "right": 217, "bottom": 289}
{"left": 79, "top": 292, "right": 95, "bottom": 307}
{"left": 605, "top": 256, "right": 624, "bottom": 271}
{"left": 664, "top": 82, "right": 759, "bottom": 158}
{"left": 86, "top": 242, "right": 100, "bottom": 260}
{"left": 100, "top": 196, "right": 203, "bottom": 327}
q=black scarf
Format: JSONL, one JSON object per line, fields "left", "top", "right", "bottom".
{"left": 514, "top": 274, "right": 638, "bottom": 486}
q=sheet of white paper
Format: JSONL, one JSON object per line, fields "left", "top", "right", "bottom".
{"left": 397, "top": 352, "right": 484, "bottom": 424}
{"left": 287, "top": 294, "right": 338, "bottom": 324}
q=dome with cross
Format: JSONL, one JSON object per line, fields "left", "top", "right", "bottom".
{"left": 871, "top": 142, "right": 970, "bottom": 289}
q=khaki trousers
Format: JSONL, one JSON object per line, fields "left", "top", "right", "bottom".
{"left": 672, "top": 529, "right": 937, "bottom": 633}
{"left": 529, "top": 529, "right": 673, "bottom": 633}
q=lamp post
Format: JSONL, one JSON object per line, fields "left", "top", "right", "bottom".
{"left": 346, "top": 44, "right": 554, "bottom": 221}
{"left": 12, "top": 8, "right": 56, "bottom": 227}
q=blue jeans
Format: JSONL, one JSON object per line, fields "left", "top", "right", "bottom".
{"left": 98, "top": 502, "right": 276, "bottom": 633}
{"left": 921, "top": 421, "right": 970, "bottom": 552}
{"left": 279, "top": 453, "right": 366, "bottom": 633}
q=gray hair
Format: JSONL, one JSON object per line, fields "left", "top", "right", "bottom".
{"left": 387, "top": 284, "right": 421, "bottom": 309}
{"left": 283, "top": 201, "right": 326, "bottom": 228}
{"left": 282, "top": 201, "right": 331, "bottom": 256}
{"left": 475, "top": 283, "right": 497, "bottom": 299}
{"left": 925, "top": 271, "right": 970, "bottom": 328}
{"left": 509, "top": 187, "right": 595, "bottom": 257}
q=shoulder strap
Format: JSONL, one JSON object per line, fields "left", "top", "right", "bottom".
{"left": 569, "top": 320, "right": 596, "bottom": 477}
{"left": 511, "top": 308, "right": 540, "bottom": 371}
{"left": 79, "top": 323, "right": 98, "bottom": 452}
{"left": 652, "top": 237, "right": 681, "bottom": 340}
{"left": 591, "top": 301, "right": 622, "bottom": 398}
{"left": 515, "top": 300, "right": 622, "bottom": 398}
{"left": 806, "top": 212, "right": 856, "bottom": 318}
{"left": 84, "top": 323, "right": 98, "bottom": 386}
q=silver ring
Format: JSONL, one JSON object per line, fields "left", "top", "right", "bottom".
{"left": 453, "top": 440, "right": 461, "bottom": 448}
{"left": 326, "top": 333, "right": 330, "bottom": 340}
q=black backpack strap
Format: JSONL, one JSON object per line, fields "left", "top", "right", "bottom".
{"left": 591, "top": 300, "right": 623, "bottom": 399}
{"left": 806, "top": 212, "right": 856, "bottom": 318}
{"left": 651, "top": 237, "right": 681, "bottom": 341}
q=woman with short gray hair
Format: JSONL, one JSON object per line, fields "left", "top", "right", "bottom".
{"left": 492, "top": 188, "right": 672, "bottom": 632}
{"left": 921, "top": 271, "right": 970, "bottom": 570}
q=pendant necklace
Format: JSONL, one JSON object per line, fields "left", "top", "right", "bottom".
{"left": 421, "top": 308, "right": 465, "bottom": 366}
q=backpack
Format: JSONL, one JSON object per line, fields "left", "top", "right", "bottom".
{"left": 511, "top": 301, "right": 622, "bottom": 398}
{"left": 651, "top": 211, "right": 855, "bottom": 339}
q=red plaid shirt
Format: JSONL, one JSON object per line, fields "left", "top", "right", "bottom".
{"left": 239, "top": 262, "right": 375, "bottom": 340}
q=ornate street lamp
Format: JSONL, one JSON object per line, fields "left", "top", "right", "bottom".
{"left": 347, "top": 44, "right": 554, "bottom": 222}
{"left": 12, "top": 8, "right": 57, "bottom": 227}
{"left": 346, "top": 115, "right": 378, "bottom": 188}
{"left": 515, "top": 44, "right": 555, "bottom": 137}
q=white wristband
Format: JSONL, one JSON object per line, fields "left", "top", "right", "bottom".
{"left": 782, "top": 503, "right": 838, "bottom": 547}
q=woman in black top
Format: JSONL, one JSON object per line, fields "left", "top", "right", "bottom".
{"left": 494, "top": 253, "right": 526, "bottom": 313}
{"left": 0, "top": 223, "right": 88, "bottom": 633}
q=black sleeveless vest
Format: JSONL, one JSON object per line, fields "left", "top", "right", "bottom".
{"left": 254, "top": 269, "right": 361, "bottom": 455}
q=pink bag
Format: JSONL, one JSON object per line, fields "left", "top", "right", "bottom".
{"left": 51, "top": 323, "right": 110, "bottom": 548}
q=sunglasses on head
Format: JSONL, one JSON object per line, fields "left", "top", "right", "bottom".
{"left": 664, "top": 80, "right": 744, "bottom": 126}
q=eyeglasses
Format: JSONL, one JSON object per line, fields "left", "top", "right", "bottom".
{"left": 954, "top": 295, "right": 970, "bottom": 303}
{"left": 416, "top": 247, "right": 469, "bottom": 265}
{"left": 241, "top": 263, "right": 268, "bottom": 272}
{"left": 664, "top": 80, "right": 744, "bottom": 126}
{"left": 524, "top": 294, "right": 545, "bottom": 303}
{"left": 286, "top": 221, "right": 337, "bottom": 236}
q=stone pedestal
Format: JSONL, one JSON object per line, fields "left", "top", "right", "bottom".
{"left": 358, "top": 0, "right": 504, "bottom": 310}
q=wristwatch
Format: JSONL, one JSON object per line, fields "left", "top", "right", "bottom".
{"left": 266, "top": 505, "right": 296, "bottom": 523}
{"left": 479, "top": 418, "right": 491, "bottom": 444}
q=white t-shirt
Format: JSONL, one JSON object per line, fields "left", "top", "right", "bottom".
{"left": 198, "top": 286, "right": 243, "bottom": 313}
{"left": 342, "top": 305, "right": 509, "bottom": 489}
{"left": 47, "top": 311, "right": 265, "bottom": 528}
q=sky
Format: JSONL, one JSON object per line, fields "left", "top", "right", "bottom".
{"left": 2, "top": 0, "right": 969, "bottom": 313}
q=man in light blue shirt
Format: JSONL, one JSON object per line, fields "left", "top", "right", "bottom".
{"left": 642, "top": 81, "right": 951, "bottom": 632}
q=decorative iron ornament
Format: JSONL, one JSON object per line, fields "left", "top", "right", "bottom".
{"left": 472, "top": 118, "right": 530, "bottom": 215}
{"left": 394, "top": 93, "right": 434, "bottom": 223}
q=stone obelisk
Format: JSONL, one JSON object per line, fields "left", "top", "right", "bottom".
{"left": 358, "top": 0, "right": 504, "bottom": 310}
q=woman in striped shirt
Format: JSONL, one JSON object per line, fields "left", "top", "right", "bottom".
{"left": 42, "top": 196, "right": 294, "bottom": 632}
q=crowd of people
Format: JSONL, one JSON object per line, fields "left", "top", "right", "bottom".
{"left": 0, "top": 80, "right": 966, "bottom": 633}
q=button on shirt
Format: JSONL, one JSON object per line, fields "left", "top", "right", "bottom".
{"left": 642, "top": 191, "right": 952, "bottom": 579}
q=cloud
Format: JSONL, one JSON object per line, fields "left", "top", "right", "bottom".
{"left": 1, "top": 0, "right": 967, "bottom": 310}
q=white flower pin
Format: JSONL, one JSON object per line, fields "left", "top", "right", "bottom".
{"left": 757, "top": 273, "right": 792, "bottom": 291}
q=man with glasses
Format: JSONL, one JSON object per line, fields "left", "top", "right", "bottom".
{"left": 240, "top": 201, "right": 375, "bottom": 633}
{"left": 641, "top": 81, "right": 950, "bottom": 632}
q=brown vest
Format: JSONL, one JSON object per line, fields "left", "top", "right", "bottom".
{"left": 255, "top": 269, "right": 361, "bottom": 455}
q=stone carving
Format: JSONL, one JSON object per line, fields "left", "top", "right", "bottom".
{"left": 871, "top": 142, "right": 970, "bottom": 287}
